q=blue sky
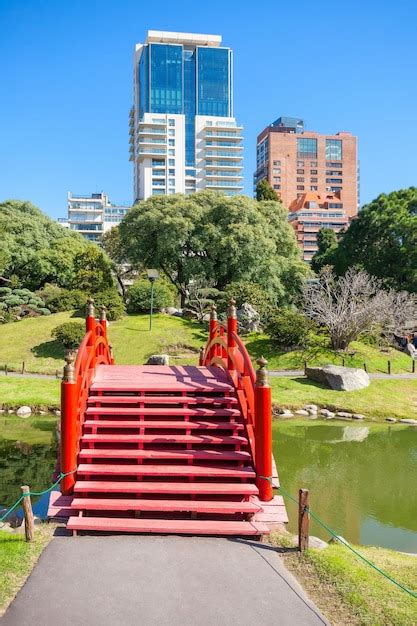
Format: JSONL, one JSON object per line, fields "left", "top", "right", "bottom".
{"left": 1, "top": 0, "right": 416, "bottom": 219}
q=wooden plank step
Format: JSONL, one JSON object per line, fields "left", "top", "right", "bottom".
{"left": 87, "top": 395, "right": 238, "bottom": 406}
{"left": 81, "top": 433, "right": 248, "bottom": 445}
{"left": 85, "top": 407, "right": 240, "bottom": 417}
{"left": 83, "top": 420, "right": 244, "bottom": 431}
{"left": 77, "top": 463, "right": 255, "bottom": 478}
{"left": 67, "top": 517, "right": 269, "bottom": 535}
{"left": 91, "top": 384, "right": 235, "bottom": 394}
{"left": 78, "top": 448, "right": 251, "bottom": 461}
{"left": 71, "top": 498, "right": 262, "bottom": 514}
{"left": 74, "top": 481, "right": 259, "bottom": 495}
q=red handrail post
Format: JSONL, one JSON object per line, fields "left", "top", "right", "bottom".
{"left": 227, "top": 299, "right": 237, "bottom": 372}
{"left": 255, "top": 357, "right": 273, "bottom": 502}
{"left": 60, "top": 352, "right": 78, "bottom": 494}
{"left": 209, "top": 305, "right": 218, "bottom": 363}
{"left": 86, "top": 299, "right": 96, "bottom": 368}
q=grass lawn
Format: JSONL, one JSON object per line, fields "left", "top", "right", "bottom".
{"left": 0, "top": 312, "right": 206, "bottom": 375}
{"left": 271, "top": 377, "right": 417, "bottom": 421}
{"left": 0, "top": 525, "right": 55, "bottom": 616}
{"left": 0, "top": 377, "right": 60, "bottom": 409}
{"left": 269, "top": 535, "right": 417, "bottom": 625}
{"left": 0, "top": 411, "right": 58, "bottom": 444}
{"left": 246, "top": 334, "right": 414, "bottom": 374}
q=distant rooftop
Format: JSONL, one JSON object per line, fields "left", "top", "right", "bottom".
{"left": 145, "top": 30, "right": 221, "bottom": 47}
{"left": 271, "top": 117, "right": 305, "bottom": 133}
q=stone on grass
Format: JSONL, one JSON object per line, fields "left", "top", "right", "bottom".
{"left": 399, "top": 418, "right": 417, "bottom": 425}
{"left": 166, "top": 307, "right": 179, "bottom": 315}
{"left": 146, "top": 354, "right": 170, "bottom": 366}
{"left": 236, "top": 303, "right": 261, "bottom": 333}
{"left": 320, "top": 408, "right": 335, "bottom": 418}
{"left": 54, "top": 409, "right": 61, "bottom": 417}
{"left": 306, "top": 365, "right": 370, "bottom": 391}
{"left": 309, "top": 536, "right": 329, "bottom": 550}
{"left": 304, "top": 404, "right": 318, "bottom": 411}
{"left": 385, "top": 417, "right": 397, "bottom": 423}
{"left": 295, "top": 409, "right": 309, "bottom": 417}
{"left": 352, "top": 414, "right": 365, "bottom": 420}
{"left": 336, "top": 411, "right": 353, "bottom": 418}
{"left": 16, "top": 405, "right": 31, "bottom": 418}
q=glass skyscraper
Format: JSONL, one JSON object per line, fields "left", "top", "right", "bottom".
{"left": 130, "top": 31, "right": 243, "bottom": 202}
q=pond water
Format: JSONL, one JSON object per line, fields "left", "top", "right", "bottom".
{"left": 273, "top": 420, "right": 417, "bottom": 553}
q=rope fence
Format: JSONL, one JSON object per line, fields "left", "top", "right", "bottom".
{"left": 277, "top": 484, "right": 417, "bottom": 600}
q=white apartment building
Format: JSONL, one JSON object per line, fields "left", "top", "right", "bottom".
{"left": 66, "top": 192, "right": 130, "bottom": 242}
{"left": 130, "top": 31, "right": 243, "bottom": 202}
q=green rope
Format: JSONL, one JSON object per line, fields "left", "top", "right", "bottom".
{"left": 0, "top": 469, "right": 77, "bottom": 526}
{"left": 277, "top": 484, "right": 417, "bottom": 600}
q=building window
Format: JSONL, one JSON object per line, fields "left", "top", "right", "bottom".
{"left": 325, "top": 139, "right": 342, "bottom": 161}
{"left": 297, "top": 177, "right": 304, "bottom": 182}
{"left": 169, "top": 168, "right": 175, "bottom": 175}
{"left": 197, "top": 47, "right": 231, "bottom": 116}
{"left": 168, "top": 159, "right": 175, "bottom": 166}
{"left": 273, "top": 176, "right": 281, "bottom": 182}
{"left": 168, "top": 139, "right": 175, "bottom": 146}
{"left": 297, "top": 169, "right": 304, "bottom": 174}
{"left": 168, "top": 149, "right": 175, "bottom": 156}
{"left": 297, "top": 185, "right": 305, "bottom": 190}
{"left": 310, "top": 185, "right": 318, "bottom": 191}
{"left": 326, "top": 178, "right": 343, "bottom": 183}
{"left": 297, "top": 161, "right": 304, "bottom": 167}
{"left": 311, "top": 161, "right": 318, "bottom": 167}
{"left": 326, "top": 161, "right": 342, "bottom": 168}
{"left": 311, "top": 177, "right": 318, "bottom": 183}
{"left": 273, "top": 160, "right": 281, "bottom": 166}
{"left": 326, "top": 170, "right": 343, "bottom": 176}
{"left": 297, "top": 138, "right": 317, "bottom": 159}
{"left": 272, "top": 168, "right": 281, "bottom": 174}
{"left": 168, "top": 119, "right": 175, "bottom": 126}
{"left": 310, "top": 169, "right": 318, "bottom": 175}
{"left": 274, "top": 184, "right": 281, "bottom": 189}
{"left": 168, "top": 129, "right": 175, "bottom": 136}
{"left": 297, "top": 193, "right": 303, "bottom": 198}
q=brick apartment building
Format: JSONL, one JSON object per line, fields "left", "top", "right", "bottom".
{"left": 254, "top": 117, "right": 358, "bottom": 261}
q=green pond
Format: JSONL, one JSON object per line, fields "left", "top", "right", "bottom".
{"left": 273, "top": 420, "right": 417, "bottom": 553}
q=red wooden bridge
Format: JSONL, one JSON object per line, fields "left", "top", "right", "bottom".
{"left": 49, "top": 300, "right": 287, "bottom": 536}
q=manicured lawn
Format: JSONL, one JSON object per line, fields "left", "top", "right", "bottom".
{"left": 269, "top": 536, "right": 417, "bottom": 626}
{"left": 0, "top": 525, "right": 55, "bottom": 616}
{"left": 0, "top": 312, "right": 206, "bottom": 374}
{"left": 271, "top": 376, "right": 417, "bottom": 421}
{"left": 0, "top": 411, "right": 58, "bottom": 444}
{"left": 246, "top": 335, "right": 414, "bottom": 374}
{"left": 0, "top": 377, "right": 60, "bottom": 409}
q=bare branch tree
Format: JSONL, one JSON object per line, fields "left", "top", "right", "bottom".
{"left": 303, "top": 268, "right": 416, "bottom": 350}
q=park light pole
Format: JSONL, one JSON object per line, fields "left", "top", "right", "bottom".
{"left": 146, "top": 269, "right": 159, "bottom": 331}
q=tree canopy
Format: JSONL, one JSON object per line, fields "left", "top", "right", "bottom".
{"left": 119, "top": 191, "right": 307, "bottom": 306}
{"left": 311, "top": 228, "right": 338, "bottom": 273}
{"left": 0, "top": 199, "right": 115, "bottom": 292}
{"left": 255, "top": 179, "right": 279, "bottom": 202}
{"left": 316, "top": 188, "right": 417, "bottom": 291}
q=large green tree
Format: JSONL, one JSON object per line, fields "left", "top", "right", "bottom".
{"left": 256, "top": 179, "right": 279, "bottom": 201}
{"left": 119, "top": 191, "right": 307, "bottom": 306}
{"left": 0, "top": 199, "right": 114, "bottom": 291}
{"left": 326, "top": 188, "right": 417, "bottom": 291}
{"left": 311, "top": 228, "right": 338, "bottom": 273}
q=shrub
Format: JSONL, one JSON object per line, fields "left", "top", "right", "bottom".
{"left": 0, "top": 287, "right": 50, "bottom": 323}
{"left": 52, "top": 322, "right": 85, "bottom": 349}
{"left": 89, "top": 288, "right": 126, "bottom": 321}
{"left": 37, "top": 284, "right": 86, "bottom": 313}
{"left": 127, "top": 279, "right": 176, "bottom": 313}
{"left": 264, "top": 309, "right": 314, "bottom": 348}
{"left": 0, "top": 287, "right": 12, "bottom": 296}
{"left": 221, "top": 281, "right": 273, "bottom": 320}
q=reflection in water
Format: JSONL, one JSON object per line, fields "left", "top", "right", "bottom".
{"left": 273, "top": 421, "right": 417, "bottom": 552}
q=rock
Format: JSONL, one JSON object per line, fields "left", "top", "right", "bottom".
{"left": 281, "top": 409, "right": 294, "bottom": 416}
{"left": 336, "top": 411, "right": 353, "bottom": 418}
{"left": 8, "top": 409, "right": 14, "bottom": 414}
{"left": 182, "top": 309, "right": 198, "bottom": 319}
{"left": 304, "top": 404, "right": 318, "bottom": 411}
{"left": 146, "top": 354, "right": 170, "bottom": 366}
{"left": 173, "top": 309, "right": 183, "bottom": 317}
{"left": 352, "top": 414, "right": 365, "bottom": 420}
{"left": 38, "top": 410, "right": 47, "bottom": 415}
{"left": 320, "top": 409, "right": 335, "bottom": 418}
{"left": 329, "top": 534, "right": 349, "bottom": 545}
{"left": 399, "top": 418, "right": 417, "bottom": 425}
{"left": 54, "top": 409, "right": 61, "bottom": 417}
{"left": 236, "top": 303, "right": 261, "bottom": 333}
{"left": 306, "top": 365, "right": 370, "bottom": 391}
{"left": 295, "top": 409, "right": 309, "bottom": 416}
{"left": 0, "top": 522, "right": 15, "bottom": 533}
{"left": 166, "top": 307, "right": 179, "bottom": 315}
{"left": 309, "top": 536, "right": 329, "bottom": 550}
{"left": 307, "top": 409, "right": 318, "bottom": 415}
{"left": 16, "top": 405, "right": 32, "bottom": 417}
{"left": 280, "top": 411, "right": 294, "bottom": 418}
{"left": 385, "top": 417, "right": 397, "bottom": 423}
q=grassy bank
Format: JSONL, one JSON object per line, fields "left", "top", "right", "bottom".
{"left": 0, "top": 525, "right": 55, "bottom": 616}
{"left": 269, "top": 536, "right": 417, "bottom": 625}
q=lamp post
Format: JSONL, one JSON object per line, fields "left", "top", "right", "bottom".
{"left": 146, "top": 269, "right": 159, "bottom": 331}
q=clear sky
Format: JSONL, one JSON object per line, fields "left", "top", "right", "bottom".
{"left": 1, "top": 0, "right": 416, "bottom": 219}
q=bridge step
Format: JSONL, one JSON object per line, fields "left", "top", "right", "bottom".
{"left": 77, "top": 463, "right": 255, "bottom": 479}
{"left": 81, "top": 433, "right": 248, "bottom": 445}
{"left": 91, "top": 384, "right": 235, "bottom": 394}
{"left": 87, "top": 395, "right": 238, "bottom": 406}
{"left": 83, "top": 419, "right": 243, "bottom": 431}
{"left": 67, "top": 516, "right": 269, "bottom": 536}
{"left": 85, "top": 407, "right": 240, "bottom": 417}
{"left": 78, "top": 448, "right": 251, "bottom": 461}
{"left": 71, "top": 498, "right": 262, "bottom": 514}
{"left": 74, "top": 481, "right": 259, "bottom": 496}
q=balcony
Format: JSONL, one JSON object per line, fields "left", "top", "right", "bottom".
{"left": 206, "top": 181, "right": 244, "bottom": 189}
{"left": 203, "top": 121, "right": 243, "bottom": 131}
{"left": 138, "top": 147, "right": 166, "bottom": 158}
{"left": 204, "top": 152, "right": 243, "bottom": 160}
{"left": 205, "top": 142, "right": 242, "bottom": 149}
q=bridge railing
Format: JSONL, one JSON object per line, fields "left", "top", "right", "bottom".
{"left": 60, "top": 300, "right": 114, "bottom": 494}
{"left": 200, "top": 301, "right": 273, "bottom": 501}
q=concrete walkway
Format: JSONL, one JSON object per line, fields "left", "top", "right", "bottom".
{"left": 269, "top": 369, "right": 417, "bottom": 379}
{"left": 2, "top": 536, "right": 327, "bottom": 626}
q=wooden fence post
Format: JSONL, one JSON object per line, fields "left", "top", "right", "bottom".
{"left": 413, "top": 360, "right": 415, "bottom": 374}
{"left": 21, "top": 361, "right": 25, "bottom": 374}
{"left": 298, "top": 488, "right": 310, "bottom": 552}
{"left": 255, "top": 357, "right": 273, "bottom": 502}
{"left": 21, "top": 485, "right": 35, "bottom": 542}
{"left": 388, "top": 360, "right": 391, "bottom": 375}
{"left": 5, "top": 364, "right": 8, "bottom": 376}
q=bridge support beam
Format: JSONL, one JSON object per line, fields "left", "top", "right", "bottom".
{"left": 61, "top": 352, "right": 77, "bottom": 494}
{"left": 255, "top": 357, "right": 273, "bottom": 502}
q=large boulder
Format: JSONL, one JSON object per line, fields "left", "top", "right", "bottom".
{"left": 146, "top": 354, "right": 170, "bottom": 366}
{"left": 16, "top": 405, "right": 32, "bottom": 418}
{"left": 306, "top": 365, "right": 370, "bottom": 391}
{"left": 237, "top": 303, "right": 261, "bottom": 333}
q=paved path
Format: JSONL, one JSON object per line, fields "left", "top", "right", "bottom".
{"left": 2, "top": 536, "right": 327, "bottom": 626}
{"left": 269, "top": 369, "right": 417, "bottom": 380}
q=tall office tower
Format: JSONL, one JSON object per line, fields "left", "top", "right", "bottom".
{"left": 130, "top": 31, "right": 243, "bottom": 202}
{"left": 254, "top": 117, "right": 358, "bottom": 262}
{"left": 66, "top": 192, "right": 130, "bottom": 242}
